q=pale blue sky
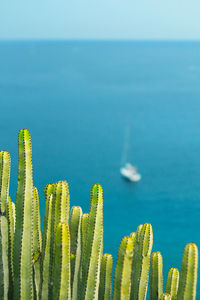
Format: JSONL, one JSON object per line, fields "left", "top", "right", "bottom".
{"left": 1, "top": 0, "right": 200, "bottom": 40}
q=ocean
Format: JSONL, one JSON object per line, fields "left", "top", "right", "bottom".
{"left": 0, "top": 40, "right": 200, "bottom": 296}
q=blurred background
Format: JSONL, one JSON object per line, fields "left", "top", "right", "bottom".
{"left": 0, "top": 0, "right": 200, "bottom": 297}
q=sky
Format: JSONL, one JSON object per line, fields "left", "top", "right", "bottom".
{"left": 0, "top": 0, "right": 200, "bottom": 40}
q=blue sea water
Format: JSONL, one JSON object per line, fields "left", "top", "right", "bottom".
{"left": 0, "top": 40, "right": 200, "bottom": 296}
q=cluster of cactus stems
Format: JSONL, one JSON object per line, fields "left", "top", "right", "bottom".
{"left": 0, "top": 128, "right": 198, "bottom": 300}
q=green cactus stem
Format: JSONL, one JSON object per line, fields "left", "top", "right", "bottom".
{"left": 81, "top": 213, "right": 89, "bottom": 254}
{"left": 0, "top": 150, "right": 11, "bottom": 300}
{"left": 69, "top": 206, "right": 82, "bottom": 300}
{"left": 165, "top": 268, "right": 179, "bottom": 300}
{"left": 42, "top": 183, "right": 55, "bottom": 255}
{"left": 32, "top": 187, "right": 42, "bottom": 300}
{"left": 54, "top": 181, "right": 70, "bottom": 232}
{"left": 160, "top": 294, "right": 171, "bottom": 300}
{"left": 6, "top": 197, "right": 15, "bottom": 298}
{"left": 13, "top": 129, "right": 34, "bottom": 300}
{"left": 40, "top": 194, "right": 54, "bottom": 300}
{"left": 52, "top": 222, "right": 71, "bottom": 300}
{"left": 130, "top": 223, "right": 153, "bottom": 300}
{"left": 177, "top": 243, "right": 198, "bottom": 300}
{"left": 150, "top": 251, "right": 163, "bottom": 300}
{"left": 98, "top": 253, "right": 113, "bottom": 300}
{"left": 80, "top": 184, "right": 103, "bottom": 300}
{"left": 113, "top": 236, "right": 134, "bottom": 300}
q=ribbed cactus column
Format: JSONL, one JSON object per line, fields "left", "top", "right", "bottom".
{"left": 150, "top": 251, "right": 163, "bottom": 300}
{"left": 177, "top": 243, "right": 198, "bottom": 300}
{"left": 7, "top": 196, "right": 15, "bottom": 299}
{"left": 13, "top": 129, "right": 34, "bottom": 300}
{"left": 80, "top": 184, "right": 103, "bottom": 300}
{"left": 81, "top": 213, "right": 89, "bottom": 253}
{"left": 165, "top": 268, "right": 179, "bottom": 300}
{"left": 69, "top": 206, "right": 82, "bottom": 300}
{"left": 130, "top": 223, "right": 153, "bottom": 300}
{"left": 0, "top": 151, "right": 10, "bottom": 300}
{"left": 113, "top": 236, "right": 134, "bottom": 300}
{"left": 32, "top": 187, "right": 42, "bottom": 300}
{"left": 40, "top": 194, "right": 54, "bottom": 300}
{"left": 99, "top": 253, "right": 113, "bottom": 300}
{"left": 52, "top": 222, "right": 71, "bottom": 300}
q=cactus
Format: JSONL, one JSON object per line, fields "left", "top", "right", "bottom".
{"left": 81, "top": 213, "right": 89, "bottom": 254}
{"left": 0, "top": 151, "right": 10, "bottom": 300}
{"left": 6, "top": 196, "right": 15, "bottom": 298}
{"left": 165, "top": 268, "right": 179, "bottom": 300}
{"left": 113, "top": 236, "right": 134, "bottom": 300}
{"left": 52, "top": 222, "right": 71, "bottom": 300}
{"left": 80, "top": 184, "right": 103, "bottom": 300}
{"left": 69, "top": 206, "right": 82, "bottom": 300}
{"left": 130, "top": 223, "right": 153, "bottom": 300}
{"left": 98, "top": 253, "right": 113, "bottom": 300}
{"left": 32, "top": 187, "right": 42, "bottom": 300}
{"left": 177, "top": 243, "right": 198, "bottom": 300}
{"left": 160, "top": 294, "right": 171, "bottom": 300}
{"left": 150, "top": 252, "right": 163, "bottom": 300}
{"left": 13, "top": 129, "right": 34, "bottom": 300}
{"left": 40, "top": 194, "right": 54, "bottom": 300}
{"left": 0, "top": 129, "right": 198, "bottom": 300}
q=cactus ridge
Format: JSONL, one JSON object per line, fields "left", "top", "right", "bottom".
{"left": 52, "top": 222, "right": 71, "bottom": 300}
{"left": 69, "top": 206, "right": 82, "bottom": 300}
{"left": 7, "top": 197, "right": 15, "bottom": 298}
{"left": 165, "top": 268, "right": 179, "bottom": 299}
{"left": 40, "top": 194, "right": 53, "bottom": 300}
{"left": 0, "top": 151, "right": 10, "bottom": 213}
{"left": 177, "top": 243, "right": 198, "bottom": 300}
{"left": 13, "top": 128, "right": 34, "bottom": 300}
{"left": 81, "top": 213, "right": 89, "bottom": 255}
{"left": 32, "top": 187, "right": 42, "bottom": 300}
{"left": 150, "top": 251, "right": 163, "bottom": 300}
{"left": 80, "top": 184, "right": 103, "bottom": 300}
{"left": 0, "top": 151, "right": 10, "bottom": 300}
{"left": 131, "top": 223, "right": 153, "bottom": 300}
{"left": 113, "top": 236, "right": 134, "bottom": 300}
{"left": 99, "top": 253, "right": 113, "bottom": 300}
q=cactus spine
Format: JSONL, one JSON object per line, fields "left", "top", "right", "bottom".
{"left": 0, "top": 151, "right": 10, "bottom": 300}
{"left": 13, "top": 129, "right": 34, "bottom": 300}
{"left": 99, "top": 253, "right": 113, "bottom": 300}
{"left": 130, "top": 223, "right": 153, "bottom": 300}
{"left": 165, "top": 268, "right": 179, "bottom": 300}
{"left": 52, "top": 222, "right": 71, "bottom": 300}
{"left": 177, "top": 243, "right": 198, "bottom": 300}
{"left": 113, "top": 236, "right": 134, "bottom": 300}
{"left": 80, "top": 184, "right": 103, "bottom": 300}
{"left": 69, "top": 206, "right": 82, "bottom": 300}
{"left": 150, "top": 252, "right": 163, "bottom": 300}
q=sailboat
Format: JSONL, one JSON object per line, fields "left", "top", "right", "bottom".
{"left": 120, "top": 126, "right": 141, "bottom": 182}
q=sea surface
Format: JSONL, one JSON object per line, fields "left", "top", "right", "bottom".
{"left": 0, "top": 40, "right": 200, "bottom": 296}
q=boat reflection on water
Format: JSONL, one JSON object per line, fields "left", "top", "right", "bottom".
{"left": 120, "top": 163, "right": 141, "bottom": 182}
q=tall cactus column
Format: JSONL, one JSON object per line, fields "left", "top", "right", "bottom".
{"left": 0, "top": 151, "right": 10, "bottom": 300}
{"left": 13, "top": 129, "right": 34, "bottom": 300}
{"left": 80, "top": 184, "right": 103, "bottom": 300}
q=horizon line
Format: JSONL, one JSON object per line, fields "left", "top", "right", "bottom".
{"left": 0, "top": 38, "right": 200, "bottom": 42}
